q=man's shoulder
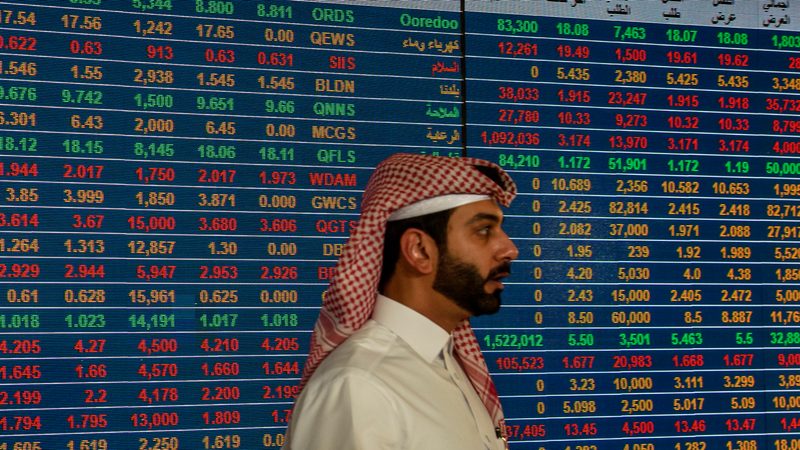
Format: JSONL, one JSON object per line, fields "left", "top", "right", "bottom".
{"left": 307, "top": 319, "right": 417, "bottom": 387}
{"left": 314, "top": 320, "right": 397, "bottom": 374}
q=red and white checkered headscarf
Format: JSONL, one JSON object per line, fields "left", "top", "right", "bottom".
{"left": 300, "top": 153, "right": 516, "bottom": 433}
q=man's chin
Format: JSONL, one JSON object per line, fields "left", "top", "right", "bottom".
{"left": 471, "top": 292, "right": 502, "bottom": 316}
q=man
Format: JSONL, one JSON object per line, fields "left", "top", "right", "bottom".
{"left": 284, "top": 153, "right": 518, "bottom": 449}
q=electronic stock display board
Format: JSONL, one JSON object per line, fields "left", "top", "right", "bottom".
{"left": 0, "top": 0, "right": 799, "bottom": 448}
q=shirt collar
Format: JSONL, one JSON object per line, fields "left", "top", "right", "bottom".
{"left": 372, "top": 294, "right": 451, "bottom": 364}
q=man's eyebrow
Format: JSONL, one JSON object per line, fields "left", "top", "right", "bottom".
{"left": 467, "top": 212, "right": 502, "bottom": 225}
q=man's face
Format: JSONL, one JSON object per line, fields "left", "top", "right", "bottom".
{"left": 432, "top": 200, "right": 518, "bottom": 316}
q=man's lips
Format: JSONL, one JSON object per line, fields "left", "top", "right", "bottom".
{"left": 486, "top": 263, "right": 512, "bottom": 289}
{"left": 486, "top": 279, "right": 506, "bottom": 290}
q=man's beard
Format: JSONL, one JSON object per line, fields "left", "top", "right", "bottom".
{"left": 432, "top": 250, "right": 511, "bottom": 317}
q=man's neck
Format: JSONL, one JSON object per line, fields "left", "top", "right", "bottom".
{"left": 381, "top": 282, "right": 469, "bottom": 333}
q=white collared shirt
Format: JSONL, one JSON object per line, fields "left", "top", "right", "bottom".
{"left": 284, "top": 295, "right": 505, "bottom": 449}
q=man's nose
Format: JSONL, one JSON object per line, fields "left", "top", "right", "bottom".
{"left": 498, "top": 230, "right": 518, "bottom": 261}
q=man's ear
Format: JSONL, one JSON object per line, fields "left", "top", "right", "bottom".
{"left": 398, "top": 228, "right": 437, "bottom": 275}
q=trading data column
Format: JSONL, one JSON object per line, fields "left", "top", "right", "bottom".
{"left": 466, "top": 1, "right": 800, "bottom": 449}
{"left": 0, "top": 0, "right": 462, "bottom": 448}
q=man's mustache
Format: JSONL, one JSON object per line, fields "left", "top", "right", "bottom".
{"left": 487, "top": 261, "right": 512, "bottom": 281}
